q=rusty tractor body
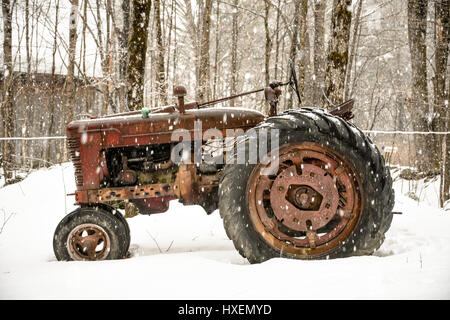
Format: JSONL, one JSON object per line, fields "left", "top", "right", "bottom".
{"left": 54, "top": 66, "right": 394, "bottom": 263}
{"left": 67, "top": 105, "right": 264, "bottom": 215}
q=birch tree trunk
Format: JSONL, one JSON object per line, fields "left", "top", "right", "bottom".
{"left": 172, "top": 0, "right": 177, "bottom": 85}
{"left": 433, "top": 0, "right": 450, "bottom": 206}
{"left": 264, "top": 0, "right": 271, "bottom": 87}
{"left": 126, "top": 0, "right": 152, "bottom": 111}
{"left": 230, "top": 0, "right": 239, "bottom": 107}
{"left": 96, "top": 0, "right": 117, "bottom": 115}
{"left": 198, "top": 0, "right": 213, "bottom": 102}
{"left": 273, "top": 0, "right": 282, "bottom": 80}
{"left": 46, "top": 0, "right": 60, "bottom": 163}
{"left": 119, "top": 0, "right": 130, "bottom": 112}
{"left": 212, "top": 1, "right": 220, "bottom": 100}
{"left": 442, "top": 91, "right": 450, "bottom": 207}
{"left": 22, "top": 0, "right": 31, "bottom": 167}
{"left": 82, "top": 0, "right": 88, "bottom": 113}
{"left": 298, "top": 0, "right": 308, "bottom": 101}
{"left": 1, "top": 0, "right": 15, "bottom": 183}
{"left": 286, "top": 0, "right": 301, "bottom": 110}
{"left": 324, "top": 0, "right": 352, "bottom": 107}
{"left": 154, "top": 0, "right": 167, "bottom": 106}
{"left": 165, "top": 0, "right": 175, "bottom": 84}
{"left": 64, "top": 0, "right": 79, "bottom": 126}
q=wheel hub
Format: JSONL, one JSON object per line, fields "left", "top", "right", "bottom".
{"left": 67, "top": 223, "right": 111, "bottom": 261}
{"left": 270, "top": 164, "right": 339, "bottom": 232}
{"left": 291, "top": 186, "right": 322, "bottom": 210}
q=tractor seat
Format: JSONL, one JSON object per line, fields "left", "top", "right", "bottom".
{"left": 329, "top": 99, "right": 354, "bottom": 120}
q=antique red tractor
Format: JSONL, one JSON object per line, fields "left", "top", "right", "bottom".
{"left": 53, "top": 65, "right": 394, "bottom": 263}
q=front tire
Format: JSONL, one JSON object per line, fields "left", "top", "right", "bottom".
{"left": 219, "top": 108, "right": 394, "bottom": 264}
{"left": 87, "top": 203, "right": 131, "bottom": 254}
{"left": 53, "top": 207, "right": 129, "bottom": 261}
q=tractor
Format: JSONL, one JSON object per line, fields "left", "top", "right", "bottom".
{"left": 53, "top": 63, "right": 394, "bottom": 263}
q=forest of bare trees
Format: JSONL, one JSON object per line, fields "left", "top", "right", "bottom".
{"left": 0, "top": 0, "right": 449, "bottom": 206}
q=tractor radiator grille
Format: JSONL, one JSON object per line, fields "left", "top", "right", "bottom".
{"left": 67, "top": 137, "right": 83, "bottom": 187}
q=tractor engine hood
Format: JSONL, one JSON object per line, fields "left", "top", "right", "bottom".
{"left": 66, "top": 107, "right": 265, "bottom": 148}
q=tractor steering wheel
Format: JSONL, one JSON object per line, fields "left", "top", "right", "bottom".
{"left": 289, "top": 60, "right": 302, "bottom": 104}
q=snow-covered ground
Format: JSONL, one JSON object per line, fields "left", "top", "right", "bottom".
{"left": 0, "top": 163, "right": 449, "bottom": 299}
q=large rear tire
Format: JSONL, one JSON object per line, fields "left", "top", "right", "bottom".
{"left": 219, "top": 108, "right": 394, "bottom": 264}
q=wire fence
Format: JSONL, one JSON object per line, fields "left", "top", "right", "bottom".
{"left": 362, "top": 130, "right": 450, "bottom": 135}
{"left": 0, "top": 130, "right": 448, "bottom": 171}
{"left": 0, "top": 136, "right": 67, "bottom": 141}
{"left": 1, "top": 130, "right": 449, "bottom": 141}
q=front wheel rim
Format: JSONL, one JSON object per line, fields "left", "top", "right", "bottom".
{"left": 67, "top": 223, "right": 111, "bottom": 261}
{"left": 247, "top": 142, "right": 362, "bottom": 258}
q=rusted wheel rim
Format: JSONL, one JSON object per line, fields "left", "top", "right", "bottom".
{"left": 247, "top": 142, "right": 362, "bottom": 258}
{"left": 67, "top": 223, "right": 111, "bottom": 261}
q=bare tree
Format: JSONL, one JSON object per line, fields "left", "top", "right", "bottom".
{"left": 344, "top": 0, "right": 363, "bottom": 101}
{"left": 117, "top": 0, "right": 131, "bottom": 112}
{"left": 212, "top": 0, "right": 220, "bottom": 99}
{"left": 126, "top": 0, "right": 152, "bottom": 111}
{"left": 286, "top": 0, "right": 301, "bottom": 110}
{"left": 264, "top": 0, "right": 271, "bottom": 86}
{"left": 324, "top": 0, "right": 352, "bottom": 107}
{"left": 46, "top": 0, "right": 60, "bottom": 163}
{"left": 273, "top": 0, "right": 282, "bottom": 80}
{"left": 1, "top": 0, "right": 15, "bottom": 183}
{"left": 407, "top": 0, "right": 434, "bottom": 173}
{"left": 298, "top": 0, "right": 308, "bottom": 101}
{"left": 312, "top": 0, "right": 325, "bottom": 105}
{"left": 95, "top": 0, "right": 117, "bottom": 115}
{"left": 154, "top": 0, "right": 167, "bottom": 106}
{"left": 198, "top": 0, "right": 213, "bottom": 102}
{"left": 230, "top": 0, "right": 239, "bottom": 107}
{"left": 432, "top": 0, "right": 450, "bottom": 206}
{"left": 171, "top": 0, "right": 177, "bottom": 85}
{"left": 164, "top": 0, "right": 175, "bottom": 90}
{"left": 181, "top": 0, "right": 199, "bottom": 89}
{"left": 64, "top": 0, "right": 79, "bottom": 126}
{"left": 21, "top": 0, "right": 31, "bottom": 167}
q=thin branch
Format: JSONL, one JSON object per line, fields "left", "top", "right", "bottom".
{"left": 146, "top": 230, "right": 174, "bottom": 253}
{"left": 217, "top": 0, "right": 264, "bottom": 19}
{"left": 0, "top": 210, "right": 16, "bottom": 234}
